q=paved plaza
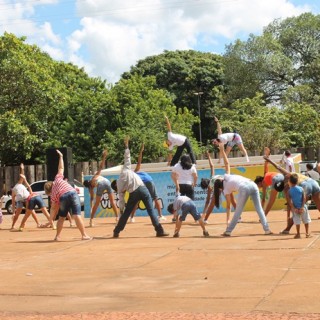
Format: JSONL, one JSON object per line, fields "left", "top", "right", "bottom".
{"left": 1, "top": 209, "right": 320, "bottom": 319}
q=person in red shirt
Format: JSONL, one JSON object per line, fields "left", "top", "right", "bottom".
{"left": 44, "top": 150, "right": 91, "bottom": 241}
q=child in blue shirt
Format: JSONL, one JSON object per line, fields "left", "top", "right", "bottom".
{"left": 288, "top": 174, "right": 311, "bottom": 239}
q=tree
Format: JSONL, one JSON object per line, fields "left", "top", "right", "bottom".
{"left": 224, "top": 13, "right": 320, "bottom": 107}
{"left": 0, "top": 33, "right": 69, "bottom": 164}
{"left": 45, "top": 62, "right": 114, "bottom": 162}
{"left": 106, "top": 75, "right": 199, "bottom": 163}
{"left": 122, "top": 50, "right": 225, "bottom": 145}
{"left": 213, "top": 93, "right": 286, "bottom": 154}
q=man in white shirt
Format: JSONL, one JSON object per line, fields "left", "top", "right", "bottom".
{"left": 111, "top": 137, "right": 169, "bottom": 238}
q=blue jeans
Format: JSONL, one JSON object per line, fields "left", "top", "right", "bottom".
{"left": 114, "top": 186, "right": 164, "bottom": 234}
{"left": 226, "top": 181, "right": 270, "bottom": 233}
{"left": 28, "top": 195, "right": 45, "bottom": 210}
{"left": 300, "top": 178, "right": 320, "bottom": 196}
{"left": 59, "top": 190, "right": 81, "bottom": 217}
{"left": 180, "top": 201, "right": 201, "bottom": 221}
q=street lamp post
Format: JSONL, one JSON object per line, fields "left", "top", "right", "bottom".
{"left": 194, "top": 92, "right": 204, "bottom": 145}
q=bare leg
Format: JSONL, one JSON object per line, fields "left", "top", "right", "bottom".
{"left": 31, "top": 210, "right": 40, "bottom": 227}
{"left": 203, "top": 197, "right": 215, "bottom": 222}
{"left": 67, "top": 213, "right": 74, "bottom": 227}
{"left": 54, "top": 216, "right": 66, "bottom": 241}
{"left": 198, "top": 218, "right": 206, "bottom": 232}
{"left": 73, "top": 215, "right": 91, "bottom": 240}
{"left": 225, "top": 146, "right": 232, "bottom": 158}
{"left": 238, "top": 143, "right": 249, "bottom": 162}
{"left": 11, "top": 208, "right": 23, "bottom": 229}
{"left": 19, "top": 209, "right": 33, "bottom": 230}
{"left": 39, "top": 207, "right": 56, "bottom": 228}
{"left": 310, "top": 193, "right": 320, "bottom": 218}
{"left": 294, "top": 224, "right": 301, "bottom": 239}
{"left": 305, "top": 223, "right": 310, "bottom": 237}
{"left": 155, "top": 199, "right": 165, "bottom": 219}
{"left": 173, "top": 219, "right": 183, "bottom": 236}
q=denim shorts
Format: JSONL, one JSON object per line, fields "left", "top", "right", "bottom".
{"left": 300, "top": 178, "right": 320, "bottom": 197}
{"left": 226, "top": 133, "right": 243, "bottom": 147}
{"left": 272, "top": 174, "right": 284, "bottom": 188}
{"left": 15, "top": 201, "right": 25, "bottom": 208}
{"left": 96, "top": 179, "right": 112, "bottom": 197}
{"left": 180, "top": 201, "right": 201, "bottom": 222}
{"left": 28, "top": 195, "right": 45, "bottom": 210}
{"left": 58, "top": 190, "right": 81, "bottom": 217}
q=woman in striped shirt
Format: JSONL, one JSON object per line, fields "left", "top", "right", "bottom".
{"left": 44, "top": 150, "right": 91, "bottom": 241}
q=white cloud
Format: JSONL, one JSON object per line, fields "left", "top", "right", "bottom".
{"left": 67, "top": 0, "right": 310, "bottom": 82}
{"left": 0, "top": 0, "right": 314, "bottom": 83}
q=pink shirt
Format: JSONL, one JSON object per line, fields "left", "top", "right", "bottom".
{"left": 51, "top": 173, "right": 75, "bottom": 204}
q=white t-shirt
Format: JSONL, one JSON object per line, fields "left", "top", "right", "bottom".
{"left": 218, "top": 133, "right": 235, "bottom": 144}
{"left": 172, "top": 163, "right": 197, "bottom": 185}
{"left": 12, "top": 183, "right": 30, "bottom": 202}
{"left": 173, "top": 195, "right": 192, "bottom": 212}
{"left": 223, "top": 174, "right": 250, "bottom": 195}
{"left": 283, "top": 156, "right": 295, "bottom": 172}
{"left": 167, "top": 132, "right": 186, "bottom": 150}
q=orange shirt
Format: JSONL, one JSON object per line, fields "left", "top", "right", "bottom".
{"left": 263, "top": 172, "right": 280, "bottom": 186}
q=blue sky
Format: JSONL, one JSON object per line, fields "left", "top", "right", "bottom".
{"left": 0, "top": 0, "right": 319, "bottom": 83}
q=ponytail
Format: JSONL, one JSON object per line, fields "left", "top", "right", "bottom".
{"left": 213, "top": 179, "right": 223, "bottom": 208}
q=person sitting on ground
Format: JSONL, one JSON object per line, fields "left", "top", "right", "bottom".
{"left": 164, "top": 115, "right": 196, "bottom": 166}
{"left": 129, "top": 143, "right": 166, "bottom": 223}
{"left": 44, "top": 149, "right": 91, "bottom": 241}
{"left": 83, "top": 149, "right": 118, "bottom": 227}
{"left": 211, "top": 116, "right": 249, "bottom": 162}
{"left": 111, "top": 137, "right": 169, "bottom": 238}
{"left": 167, "top": 172, "right": 209, "bottom": 238}
{"left": 288, "top": 173, "right": 311, "bottom": 239}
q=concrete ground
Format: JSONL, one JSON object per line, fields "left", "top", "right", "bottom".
{"left": 1, "top": 208, "right": 320, "bottom": 320}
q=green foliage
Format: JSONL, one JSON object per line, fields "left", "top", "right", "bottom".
{"left": 213, "top": 93, "right": 286, "bottom": 153}
{"left": 2, "top": 12, "right": 320, "bottom": 166}
{"left": 280, "top": 103, "right": 320, "bottom": 147}
{"left": 122, "top": 50, "right": 225, "bottom": 143}
{"left": 0, "top": 33, "right": 69, "bottom": 164}
{"left": 224, "top": 12, "right": 320, "bottom": 108}
{"left": 106, "top": 75, "right": 199, "bottom": 163}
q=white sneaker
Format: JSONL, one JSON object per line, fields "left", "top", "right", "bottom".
{"left": 130, "top": 217, "right": 135, "bottom": 223}
{"left": 265, "top": 230, "right": 273, "bottom": 235}
{"left": 204, "top": 220, "right": 209, "bottom": 225}
{"left": 159, "top": 216, "right": 167, "bottom": 221}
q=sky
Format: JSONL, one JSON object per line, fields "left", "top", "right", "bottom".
{"left": 0, "top": 0, "right": 319, "bottom": 84}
